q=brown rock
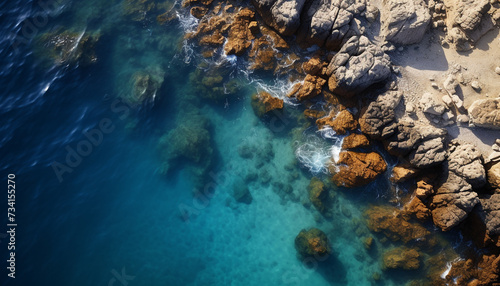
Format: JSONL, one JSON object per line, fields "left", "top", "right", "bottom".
{"left": 332, "top": 151, "right": 387, "bottom": 188}
{"left": 250, "top": 91, "right": 283, "bottom": 117}
{"left": 287, "top": 74, "right": 326, "bottom": 101}
{"left": 391, "top": 164, "right": 419, "bottom": 183}
{"left": 383, "top": 247, "right": 421, "bottom": 270}
{"left": 316, "top": 110, "right": 358, "bottom": 134}
{"left": 182, "top": 0, "right": 213, "bottom": 7}
{"left": 248, "top": 36, "right": 276, "bottom": 71}
{"left": 190, "top": 6, "right": 208, "bottom": 19}
{"left": 303, "top": 58, "right": 325, "bottom": 76}
{"left": 415, "top": 179, "right": 434, "bottom": 199}
{"left": 404, "top": 196, "right": 431, "bottom": 221}
{"left": 446, "top": 254, "right": 500, "bottom": 286}
{"left": 308, "top": 177, "right": 328, "bottom": 213}
{"left": 488, "top": 162, "right": 500, "bottom": 189}
{"left": 295, "top": 228, "right": 331, "bottom": 258}
{"left": 365, "top": 206, "right": 433, "bottom": 245}
{"left": 224, "top": 8, "right": 255, "bottom": 56}
{"left": 304, "top": 109, "right": 326, "bottom": 119}
{"left": 342, "top": 134, "right": 370, "bottom": 150}
{"left": 364, "top": 236, "right": 374, "bottom": 250}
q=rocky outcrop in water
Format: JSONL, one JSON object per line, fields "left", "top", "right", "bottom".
{"left": 332, "top": 151, "right": 387, "bottom": 187}
{"left": 295, "top": 228, "right": 331, "bottom": 258}
{"left": 342, "top": 133, "right": 370, "bottom": 150}
{"left": 316, "top": 110, "right": 358, "bottom": 134}
{"left": 251, "top": 91, "right": 284, "bottom": 117}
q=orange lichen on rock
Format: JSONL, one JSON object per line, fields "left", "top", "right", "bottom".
{"left": 248, "top": 36, "right": 277, "bottom": 71}
{"left": 250, "top": 91, "right": 284, "bottom": 117}
{"left": 316, "top": 110, "right": 358, "bottom": 134}
{"left": 224, "top": 8, "right": 255, "bottom": 56}
{"left": 404, "top": 196, "right": 431, "bottom": 221}
{"left": 342, "top": 133, "right": 370, "bottom": 150}
{"left": 331, "top": 151, "right": 387, "bottom": 187}
{"left": 287, "top": 74, "right": 326, "bottom": 101}
{"left": 391, "top": 164, "right": 419, "bottom": 183}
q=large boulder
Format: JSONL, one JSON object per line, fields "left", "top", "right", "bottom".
{"left": 224, "top": 8, "right": 256, "bottom": 56}
{"left": 380, "top": 0, "right": 431, "bottom": 45}
{"left": 431, "top": 142, "right": 484, "bottom": 231}
{"left": 251, "top": 0, "right": 308, "bottom": 36}
{"left": 332, "top": 151, "right": 387, "bottom": 187}
{"left": 489, "top": 162, "right": 500, "bottom": 189}
{"left": 447, "top": 141, "right": 486, "bottom": 189}
{"left": 359, "top": 90, "right": 402, "bottom": 140}
{"left": 326, "top": 35, "right": 392, "bottom": 97}
{"left": 384, "top": 119, "right": 447, "bottom": 168}
{"left": 295, "top": 228, "right": 331, "bottom": 258}
{"left": 468, "top": 98, "right": 500, "bottom": 130}
{"left": 478, "top": 193, "right": 500, "bottom": 235}
{"left": 431, "top": 173, "right": 479, "bottom": 231}
{"left": 316, "top": 110, "right": 358, "bottom": 134}
{"left": 296, "top": 0, "right": 366, "bottom": 49}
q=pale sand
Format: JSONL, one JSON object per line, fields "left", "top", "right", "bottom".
{"left": 389, "top": 27, "right": 500, "bottom": 157}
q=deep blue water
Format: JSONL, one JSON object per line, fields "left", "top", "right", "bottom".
{"left": 0, "top": 1, "right": 461, "bottom": 285}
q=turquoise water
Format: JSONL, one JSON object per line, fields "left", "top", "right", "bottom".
{"left": 1, "top": 1, "right": 461, "bottom": 285}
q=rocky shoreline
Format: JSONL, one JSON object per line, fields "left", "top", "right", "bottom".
{"left": 180, "top": 0, "right": 500, "bottom": 283}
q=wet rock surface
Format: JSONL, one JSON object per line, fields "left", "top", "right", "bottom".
{"left": 251, "top": 91, "right": 284, "bottom": 117}
{"left": 332, "top": 151, "right": 387, "bottom": 187}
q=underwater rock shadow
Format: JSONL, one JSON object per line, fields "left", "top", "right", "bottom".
{"left": 313, "top": 253, "right": 348, "bottom": 285}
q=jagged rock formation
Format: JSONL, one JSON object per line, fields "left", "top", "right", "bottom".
{"left": 296, "top": 0, "right": 366, "bottom": 49}
{"left": 380, "top": 0, "right": 431, "bottom": 45}
{"left": 359, "top": 90, "right": 402, "bottom": 140}
{"left": 430, "top": 141, "right": 484, "bottom": 231}
{"left": 478, "top": 192, "right": 500, "bottom": 235}
{"left": 326, "top": 35, "right": 392, "bottom": 97}
{"left": 331, "top": 151, "right": 387, "bottom": 187}
{"left": 385, "top": 119, "right": 447, "bottom": 168}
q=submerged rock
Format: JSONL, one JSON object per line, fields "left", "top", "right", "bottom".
{"left": 332, "top": 151, "right": 387, "bottom": 187}
{"left": 232, "top": 182, "right": 253, "bottom": 204}
{"left": 308, "top": 177, "right": 328, "bottom": 213}
{"left": 468, "top": 98, "right": 500, "bottom": 130}
{"left": 37, "top": 30, "right": 100, "bottom": 66}
{"left": 383, "top": 247, "right": 421, "bottom": 270}
{"left": 126, "top": 67, "right": 165, "bottom": 107}
{"left": 251, "top": 91, "right": 284, "bottom": 117}
{"left": 365, "top": 206, "right": 433, "bottom": 245}
{"left": 295, "top": 228, "right": 331, "bottom": 258}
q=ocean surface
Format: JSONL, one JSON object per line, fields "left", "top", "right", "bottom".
{"left": 1, "top": 1, "right": 463, "bottom": 285}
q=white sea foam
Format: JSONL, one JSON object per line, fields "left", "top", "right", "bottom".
{"left": 440, "top": 262, "right": 453, "bottom": 279}
{"left": 295, "top": 134, "right": 343, "bottom": 174}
